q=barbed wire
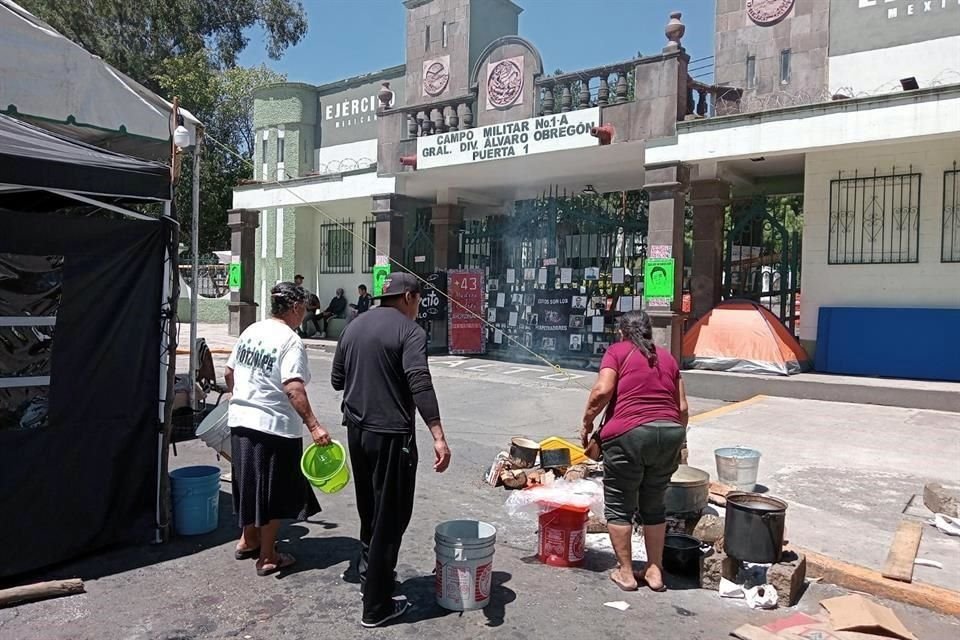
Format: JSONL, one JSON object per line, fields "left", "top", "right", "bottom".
{"left": 312, "top": 157, "right": 376, "bottom": 175}
{"left": 733, "top": 69, "right": 960, "bottom": 114}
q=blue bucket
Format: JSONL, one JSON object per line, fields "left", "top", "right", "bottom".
{"left": 170, "top": 465, "right": 221, "bottom": 536}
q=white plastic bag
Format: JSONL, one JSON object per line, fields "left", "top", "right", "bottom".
{"left": 503, "top": 478, "right": 604, "bottom": 522}
{"left": 745, "top": 584, "right": 779, "bottom": 610}
{"left": 930, "top": 514, "right": 960, "bottom": 536}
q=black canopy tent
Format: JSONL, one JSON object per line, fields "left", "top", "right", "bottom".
{"left": 0, "top": 113, "right": 179, "bottom": 577}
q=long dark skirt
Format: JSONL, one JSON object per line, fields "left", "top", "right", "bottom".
{"left": 231, "top": 426, "right": 321, "bottom": 527}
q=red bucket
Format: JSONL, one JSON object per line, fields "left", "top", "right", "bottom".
{"left": 538, "top": 506, "right": 588, "bottom": 567}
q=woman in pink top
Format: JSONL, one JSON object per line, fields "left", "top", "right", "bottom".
{"left": 580, "top": 310, "right": 689, "bottom": 592}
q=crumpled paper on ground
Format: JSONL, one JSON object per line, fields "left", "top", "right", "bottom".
{"left": 929, "top": 513, "right": 960, "bottom": 536}
{"left": 719, "top": 577, "right": 778, "bottom": 609}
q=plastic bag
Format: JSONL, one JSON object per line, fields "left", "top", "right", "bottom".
{"left": 745, "top": 584, "right": 779, "bottom": 610}
{"left": 503, "top": 478, "right": 604, "bottom": 522}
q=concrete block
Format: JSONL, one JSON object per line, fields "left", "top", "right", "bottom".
{"left": 768, "top": 550, "right": 807, "bottom": 607}
{"left": 924, "top": 483, "right": 960, "bottom": 517}
{"left": 693, "top": 514, "right": 724, "bottom": 544}
{"left": 701, "top": 549, "right": 738, "bottom": 590}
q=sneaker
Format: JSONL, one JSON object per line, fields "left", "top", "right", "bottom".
{"left": 360, "top": 597, "right": 410, "bottom": 628}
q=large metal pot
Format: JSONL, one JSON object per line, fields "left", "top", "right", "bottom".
{"left": 723, "top": 492, "right": 787, "bottom": 563}
{"left": 509, "top": 437, "right": 539, "bottom": 469}
{"left": 664, "top": 465, "right": 710, "bottom": 516}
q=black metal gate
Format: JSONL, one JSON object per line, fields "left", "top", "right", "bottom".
{"left": 722, "top": 195, "right": 802, "bottom": 334}
{"left": 458, "top": 188, "right": 648, "bottom": 358}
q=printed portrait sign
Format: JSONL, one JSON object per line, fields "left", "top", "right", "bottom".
{"left": 372, "top": 264, "right": 391, "bottom": 297}
{"left": 227, "top": 262, "right": 242, "bottom": 291}
{"left": 643, "top": 258, "right": 675, "bottom": 301}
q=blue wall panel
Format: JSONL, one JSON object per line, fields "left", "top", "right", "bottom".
{"left": 816, "top": 307, "right": 960, "bottom": 382}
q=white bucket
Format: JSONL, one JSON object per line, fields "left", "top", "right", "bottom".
{"left": 195, "top": 402, "right": 231, "bottom": 460}
{"left": 715, "top": 446, "right": 761, "bottom": 491}
{"left": 434, "top": 520, "right": 497, "bottom": 611}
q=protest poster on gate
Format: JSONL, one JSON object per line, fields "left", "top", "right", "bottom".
{"left": 417, "top": 271, "right": 448, "bottom": 321}
{"left": 532, "top": 290, "right": 573, "bottom": 353}
{"left": 447, "top": 269, "right": 486, "bottom": 355}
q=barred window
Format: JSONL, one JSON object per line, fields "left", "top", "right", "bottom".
{"left": 828, "top": 169, "right": 921, "bottom": 265}
{"left": 362, "top": 217, "right": 377, "bottom": 273}
{"left": 319, "top": 221, "right": 354, "bottom": 274}
{"left": 943, "top": 164, "right": 960, "bottom": 263}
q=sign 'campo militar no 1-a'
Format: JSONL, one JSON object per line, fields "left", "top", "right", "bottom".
{"left": 417, "top": 107, "right": 600, "bottom": 170}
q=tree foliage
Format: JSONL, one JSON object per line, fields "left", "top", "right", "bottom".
{"left": 20, "top": 0, "right": 305, "bottom": 255}
{"left": 18, "top": 0, "right": 305, "bottom": 92}
{"left": 156, "top": 54, "right": 285, "bottom": 254}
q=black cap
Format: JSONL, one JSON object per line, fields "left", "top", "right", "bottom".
{"left": 375, "top": 272, "right": 422, "bottom": 299}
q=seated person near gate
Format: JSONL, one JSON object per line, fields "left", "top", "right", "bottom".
{"left": 318, "top": 288, "right": 348, "bottom": 337}
{"left": 294, "top": 274, "right": 323, "bottom": 337}
{"left": 349, "top": 284, "right": 374, "bottom": 318}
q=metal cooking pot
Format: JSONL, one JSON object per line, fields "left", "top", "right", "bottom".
{"left": 723, "top": 492, "right": 787, "bottom": 564}
{"left": 509, "top": 437, "right": 540, "bottom": 469}
{"left": 664, "top": 465, "right": 710, "bottom": 516}
{"left": 663, "top": 533, "right": 712, "bottom": 577}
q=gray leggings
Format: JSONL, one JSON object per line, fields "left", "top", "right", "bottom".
{"left": 602, "top": 422, "right": 685, "bottom": 526}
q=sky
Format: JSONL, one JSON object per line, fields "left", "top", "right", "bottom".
{"left": 237, "top": 0, "right": 716, "bottom": 86}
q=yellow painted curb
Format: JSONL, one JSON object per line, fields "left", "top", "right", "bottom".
{"left": 689, "top": 395, "right": 767, "bottom": 425}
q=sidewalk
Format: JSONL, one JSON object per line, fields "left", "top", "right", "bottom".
{"left": 688, "top": 395, "right": 960, "bottom": 592}
{"left": 176, "top": 322, "right": 337, "bottom": 356}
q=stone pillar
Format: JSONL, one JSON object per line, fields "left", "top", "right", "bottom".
{"left": 372, "top": 194, "right": 406, "bottom": 265}
{"left": 227, "top": 208, "right": 260, "bottom": 337}
{"left": 690, "top": 179, "right": 729, "bottom": 320}
{"left": 431, "top": 204, "right": 464, "bottom": 269}
{"left": 643, "top": 162, "right": 690, "bottom": 361}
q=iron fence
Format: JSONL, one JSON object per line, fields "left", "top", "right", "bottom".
{"left": 179, "top": 264, "right": 229, "bottom": 298}
{"left": 405, "top": 208, "right": 435, "bottom": 274}
{"left": 943, "top": 164, "right": 960, "bottom": 263}
{"left": 319, "top": 220, "right": 354, "bottom": 274}
{"left": 828, "top": 168, "right": 921, "bottom": 265}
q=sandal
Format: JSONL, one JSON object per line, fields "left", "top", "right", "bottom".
{"left": 610, "top": 570, "right": 638, "bottom": 592}
{"left": 235, "top": 545, "right": 260, "bottom": 560}
{"left": 256, "top": 552, "right": 296, "bottom": 576}
{"left": 634, "top": 571, "right": 666, "bottom": 592}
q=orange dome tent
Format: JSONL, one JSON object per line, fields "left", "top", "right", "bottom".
{"left": 683, "top": 300, "right": 811, "bottom": 376}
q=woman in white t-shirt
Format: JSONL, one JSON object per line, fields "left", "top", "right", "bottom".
{"left": 225, "top": 281, "right": 332, "bottom": 576}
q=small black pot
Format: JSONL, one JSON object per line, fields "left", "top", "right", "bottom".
{"left": 663, "top": 534, "right": 710, "bottom": 577}
{"left": 509, "top": 437, "right": 540, "bottom": 469}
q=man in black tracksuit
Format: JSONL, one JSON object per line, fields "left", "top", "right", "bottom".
{"left": 331, "top": 272, "right": 452, "bottom": 628}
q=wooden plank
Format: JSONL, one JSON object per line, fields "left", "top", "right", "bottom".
{"left": 710, "top": 481, "right": 736, "bottom": 497}
{"left": 881, "top": 520, "right": 923, "bottom": 583}
{"left": 797, "top": 546, "right": 960, "bottom": 616}
{"left": 0, "top": 579, "right": 85, "bottom": 608}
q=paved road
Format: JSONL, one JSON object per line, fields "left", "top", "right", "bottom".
{"left": 3, "top": 353, "right": 958, "bottom": 639}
